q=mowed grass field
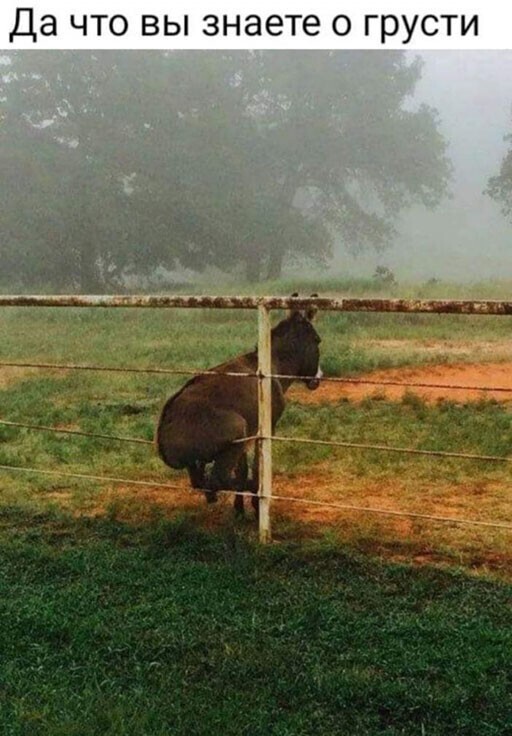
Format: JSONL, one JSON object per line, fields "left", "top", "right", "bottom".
{"left": 1, "top": 279, "right": 511, "bottom": 734}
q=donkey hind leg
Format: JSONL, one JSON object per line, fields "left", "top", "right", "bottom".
{"left": 187, "top": 461, "right": 207, "bottom": 490}
{"left": 208, "top": 442, "right": 247, "bottom": 506}
{"left": 186, "top": 460, "right": 219, "bottom": 505}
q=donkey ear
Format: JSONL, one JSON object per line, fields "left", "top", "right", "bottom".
{"left": 287, "top": 292, "right": 301, "bottom": 319}
{"left": 306, "top": 293, "right": 319, "bottom": 321}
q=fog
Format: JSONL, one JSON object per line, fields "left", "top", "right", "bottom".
{"left": 333, "top": 51, "right": 512, "bottom": 281}
{"left": 1, "top": 51, "right": 512, "bottom": 291}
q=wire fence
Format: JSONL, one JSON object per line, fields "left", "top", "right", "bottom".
{"left": 3, "top": 359, "right": 512, "bottom": 394}
{"left": 0, "top": 462, "right": 511, "bottom": 531}
{"left": 1, "top": 294, "right": 512, "bottom": 542}
{"left": 2, "top": 418, "right": 512, "bottom": 464}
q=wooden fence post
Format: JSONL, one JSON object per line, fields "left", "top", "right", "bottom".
{"left": 257, "top": 304, "right": 272, "bottom": 544}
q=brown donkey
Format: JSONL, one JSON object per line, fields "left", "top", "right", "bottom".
{"left": 156, "top": 296, "right": 322, "bottom": 515}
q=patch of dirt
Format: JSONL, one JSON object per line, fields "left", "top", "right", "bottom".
{"left": 359, "top": 339, "right": 512, "bottom": 361}
{"left": 87, "top": 481, "right": 197, "bottom": 521}
{"left": 0, "top": 365, "right": 70, "bottom": 390}
{"left": 290, "top": 362, "right": 512, "bottom": 405}
{"left": 79, "top": 468, "right": 512, "bottom": 578}
{"left": 0, "top": 366, "right": 35, "bottom": 388}
{"left": 29, "top": 359, "right": 512, "bottom": 578}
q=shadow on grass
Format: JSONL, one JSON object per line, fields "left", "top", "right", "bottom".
{"left": 0, "top": 501, "right": 510, "bottom": 583}
{"left": 0, "top": 503, "right": 511, "bottom": 736}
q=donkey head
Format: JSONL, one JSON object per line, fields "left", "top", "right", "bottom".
{"left": 271, "top": 293, "right": 322, "bottom": 390}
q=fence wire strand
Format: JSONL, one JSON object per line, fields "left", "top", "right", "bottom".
{"left": 0, "top": 418, "right": 257, "bottom": 447}
{"left": 2, "top": 417, "right": 511, "bottom": 464}
{"left": 0, "top": 360, "right": 256, "bottom": 379}
{"left": 2, "top": 299, "right": 512, "bottom": 536}
{"left": 271, "top": 373, "right": 512, "bottom": 393}
{"left": 0, "top": 462, "right": 510, "bottom": 531}
{"left": 2, "top": 360, "right": 512, "bottom": 394}
{"left": 268, "top": 493, "right": 512, "bottom": 530}
{"left": 270, "top": 435, "right": 512, "bottom": 464}
{"left": 0, "top": 418, "right": 153, "bottom": 445}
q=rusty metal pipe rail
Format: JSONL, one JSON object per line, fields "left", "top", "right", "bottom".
{"left": 2, "top": 294, "right": 512, "bottom": 314}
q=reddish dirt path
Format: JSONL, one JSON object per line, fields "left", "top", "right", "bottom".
{"left": 80, "top": 361, "right": 511, "bottom": 576}
{"left": 10, "top": 360, "right": 512, "bottom": 576}
{"left": 290, "top": 362, "right": 512, "bottom": 404}
{"left": 81, "top": 467, "right": 511, "bottom": 577}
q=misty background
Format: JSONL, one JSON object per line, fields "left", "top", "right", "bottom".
{"left": 342, "top": 51, "right": 512, "bottom": 282}
{"left": 1, "top": 50, "right": 512, "bottom": 291}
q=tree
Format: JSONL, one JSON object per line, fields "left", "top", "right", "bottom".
{"left": 487, "top": 123, "right": 512, "bottom": 222}
{"left": 165, "top": 51, "right": 451, "bottom": 280}
{"left": 1, "top": 51, "right": 451, "bottom": 288}
{"left": 0, "top": 52, "right": 171, "bottom": 291}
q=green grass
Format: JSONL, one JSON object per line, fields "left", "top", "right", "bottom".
{"left": 1, "top": 279, "right": 512, "bottom": 734}
{"left": 0, "top": 512, "right": 511, "bottom": 736}
{"left": 2, "top": 372, "right": 512, "bottom": 498}
{"left": 1, "top": 302, "right": 512, "bottom": 382}
{"left": 277, "top": 396, "right": 512, "bottom": 478}
{"left": 0, "top": 288, "right": 511, "bottom": 546}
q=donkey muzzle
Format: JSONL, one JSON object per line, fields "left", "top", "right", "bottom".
{"left": 305, "top": 367, "right": 323, "bottom": 391}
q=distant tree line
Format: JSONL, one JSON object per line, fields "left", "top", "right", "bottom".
{"left": 0, "top": 51, "right": 452, "bottom": 291}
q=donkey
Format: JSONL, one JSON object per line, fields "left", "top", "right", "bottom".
{"left": 155, "top": 295, "right": 322, "bottom": 515}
